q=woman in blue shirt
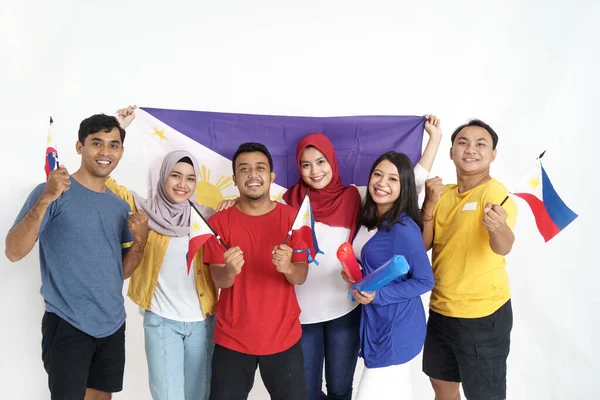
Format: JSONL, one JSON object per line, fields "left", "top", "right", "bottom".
{"left": 350, "top": 151, "right": 435, "bottom": 399}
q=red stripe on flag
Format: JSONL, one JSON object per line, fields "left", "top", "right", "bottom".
{"left": 513, "top": 193, "right": 561, "bottom": 242}
{"left": 294, "top": 225, "right": 315, "bottom": 258}
{"left": 187, "top": 233, "right": 214, "bottom": 274}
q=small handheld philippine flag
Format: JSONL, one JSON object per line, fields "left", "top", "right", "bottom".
{"left": 286, "top": 190, "right": 321, "bottom": 264}
{"left": 45, "top": 117, "right": 59, "bottom": 179}
{"left": 512, "top": 152, "right": 577, "bottom": 242}
{"left": 187, "top": 203, "right": 227, "bottom": 274}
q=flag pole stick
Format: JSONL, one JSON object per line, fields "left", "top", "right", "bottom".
{"left": 284, "top": 188, "right": 310, "bottom": 245}
{"left": 49, "top": 116, "right": 60, "bottom": 168}
{"left": 188, "top": 200, "right": 229, "bottom": 249}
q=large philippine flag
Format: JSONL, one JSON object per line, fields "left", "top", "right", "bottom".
{"left": 513, "top": 155, "right": 578, "bottom": 242}
{"left": 128, "top": 107, "right": 425, "bottom": 263}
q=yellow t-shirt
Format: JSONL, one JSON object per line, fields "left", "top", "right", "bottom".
{"left": 430, "top": 178, "right": 517, "bottom": 318}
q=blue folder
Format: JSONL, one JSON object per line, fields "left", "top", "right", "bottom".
{"left": 349, "top": 255, "right": 410, "bottom": 301}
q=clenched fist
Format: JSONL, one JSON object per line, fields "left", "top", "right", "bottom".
{"left": 115, "top": 105, "right": 137, "bottom": 129}
{"left": 224, "top": 246, "right": 245, "bottom": 275}
{"left": 424, "top": 114, "right": 442, "bottom": 138}
{"left": 272, "top": 244, "right": 293, "bottom": 274}
{"left": 482, "top": 202, "right": 508, "bottom": 233}
{"left": 128, "top": 210, "right": 149, "bottom": 244}
{"left": 424, "top": 176, "right": 444, "bottom": 207}
{"left": 42, "top": 166, "right": 71, "bottom": 202}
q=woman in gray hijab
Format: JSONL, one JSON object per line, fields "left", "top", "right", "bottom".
{"left": 107, "top": 146, "right": 217, "bottom": 400}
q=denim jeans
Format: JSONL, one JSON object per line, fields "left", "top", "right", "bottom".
{"left": 144, "top": 311, "right": 215, "bottom": 400}
{"left": 301, "top": 306, "right": 361, "bottom": 400}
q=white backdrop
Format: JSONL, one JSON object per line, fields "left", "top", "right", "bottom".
{"left": 1, "top": 1, "right": 598, "bottom": 399}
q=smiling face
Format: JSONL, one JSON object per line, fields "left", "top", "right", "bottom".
{"left": 450, "top": 125, "right": 497, "bottom": 175}
{"left": 233, "top": 151, "right": 275, "bottom": 201}
{"left": 76, "top": 127, "right": 124, "bottom": 178}
{"left": 164, "top": 162, "right": 197, "bottom": 204}
{"left": 368, "top": 159, "right": 401, "bottom": 215}
{"left": 299, "top": 147, "right": 333, "bottom": 190}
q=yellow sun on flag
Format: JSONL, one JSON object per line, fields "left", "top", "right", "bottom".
{"left": 196, "top": 165, "right": 237, "bottom": 209}
{"left": 293, "top": 209, "right": 311, "bottom": 229}
{"left": 271, "top": 191, "right": 283, "bottom": 202}
{"left": 303, "top": 210, "right": 310, "bottom": 221}
{"left": 528, "top": 176, "right": 541, "bottom": 190}
{"left": 191, "top": 220, "right": 201, "bottom": 233}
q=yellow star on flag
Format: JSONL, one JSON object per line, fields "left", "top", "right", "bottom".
{"left": 152, "top": 128, "right": 167, "bottom": 141}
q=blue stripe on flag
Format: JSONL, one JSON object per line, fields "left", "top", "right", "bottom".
{"left": 541, "top": 166, "right": 578, "bottom": 230}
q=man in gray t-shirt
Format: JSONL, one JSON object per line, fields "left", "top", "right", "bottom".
{"left": 5, "top": 114, "right": 149, "bottom": 400}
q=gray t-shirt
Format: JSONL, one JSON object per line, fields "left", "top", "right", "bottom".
{"left": 13, "top": 177, "right": 133, "bottom": 338}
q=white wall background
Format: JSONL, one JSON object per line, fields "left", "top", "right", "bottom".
{"left": 1, "top": 1, "right": 598, "bottom": 399}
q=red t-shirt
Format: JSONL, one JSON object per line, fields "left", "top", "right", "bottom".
{"left": 203, "top": 203, "right": 310, "bottom": 355}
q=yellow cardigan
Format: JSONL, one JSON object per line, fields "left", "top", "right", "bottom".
{"left": 106, "top": 177, "right": 217, "bottom": 317}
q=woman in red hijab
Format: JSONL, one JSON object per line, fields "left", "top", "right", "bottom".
{"left": 283, "top": 115, "right": 442, "bottom": 400}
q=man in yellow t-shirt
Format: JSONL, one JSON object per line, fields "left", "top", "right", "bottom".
{"left": 421, "top": 120, "right": 517, "bottom": 400}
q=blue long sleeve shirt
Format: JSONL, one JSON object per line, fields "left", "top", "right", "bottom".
{"left": 356, "top": 215, "right": 434, "bottom": 368}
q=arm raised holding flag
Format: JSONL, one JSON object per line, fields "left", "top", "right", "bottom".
{"left": 5, "top": 165, "right": 70, "bottom": 261}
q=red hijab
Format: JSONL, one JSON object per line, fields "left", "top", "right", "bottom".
{"left": 283, "top": 133, "right": 361, "bottom": 241}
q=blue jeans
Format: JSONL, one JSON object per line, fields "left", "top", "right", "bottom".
{"left": 301, "top": 306, "right": 361, "bottom": 400}
{"left": 144, "top": 311, "right": 215, "bottom": 400}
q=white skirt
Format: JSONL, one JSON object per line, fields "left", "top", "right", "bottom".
{"left": 355, "top": 360, "right": 414, "bottom": 400}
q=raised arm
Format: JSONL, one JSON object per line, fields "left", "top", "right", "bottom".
{"left": 417, "top": 114, "right": 443, "bottom": 172}
{"left": 421, "top": 177, "right": 444, "bottom": 251}
{"left": 5, "top": 166, "right": 71, "bottom": 262}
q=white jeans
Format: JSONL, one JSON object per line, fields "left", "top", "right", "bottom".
{"left": 356, "top": 360, "right": 413, "bottom": 400}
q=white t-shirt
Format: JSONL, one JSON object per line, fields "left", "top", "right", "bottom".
{"left": 293, "top": 163, "right": 429, "bottom": 324}
{"left": 352, "top": 225, "right": 378, "bottom": 262}
{"left": 150, "top": 236, "right": 206, "bottom": 322}
{"left": 295, "top": 223, "right": 359, "bottom": 324}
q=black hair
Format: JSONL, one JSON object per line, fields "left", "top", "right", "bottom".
{"left": 359, "top": 151, "right": 423, "bottom": 232}
{"left": 231, "top": 142, "right": 274, "bottom": 173}
{"left": 78, "top": 114, "right": 126, "bottom": 144}
{"left": 450, "top": 119, "right": 498, "bottom": 149}
{"left": 177, "top": 156, "right": 194, "bottom": 166}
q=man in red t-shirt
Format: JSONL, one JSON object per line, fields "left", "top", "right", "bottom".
{"left": 204, "top": 142, "right": 310, "bottom": 400}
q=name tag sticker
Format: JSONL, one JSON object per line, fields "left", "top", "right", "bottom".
{"left": 462, "top": 202, "right": 478, "bottom": 211}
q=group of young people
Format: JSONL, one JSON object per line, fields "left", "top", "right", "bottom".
{"left": 5, "top": 105, "right": 517, "bottom": 400}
